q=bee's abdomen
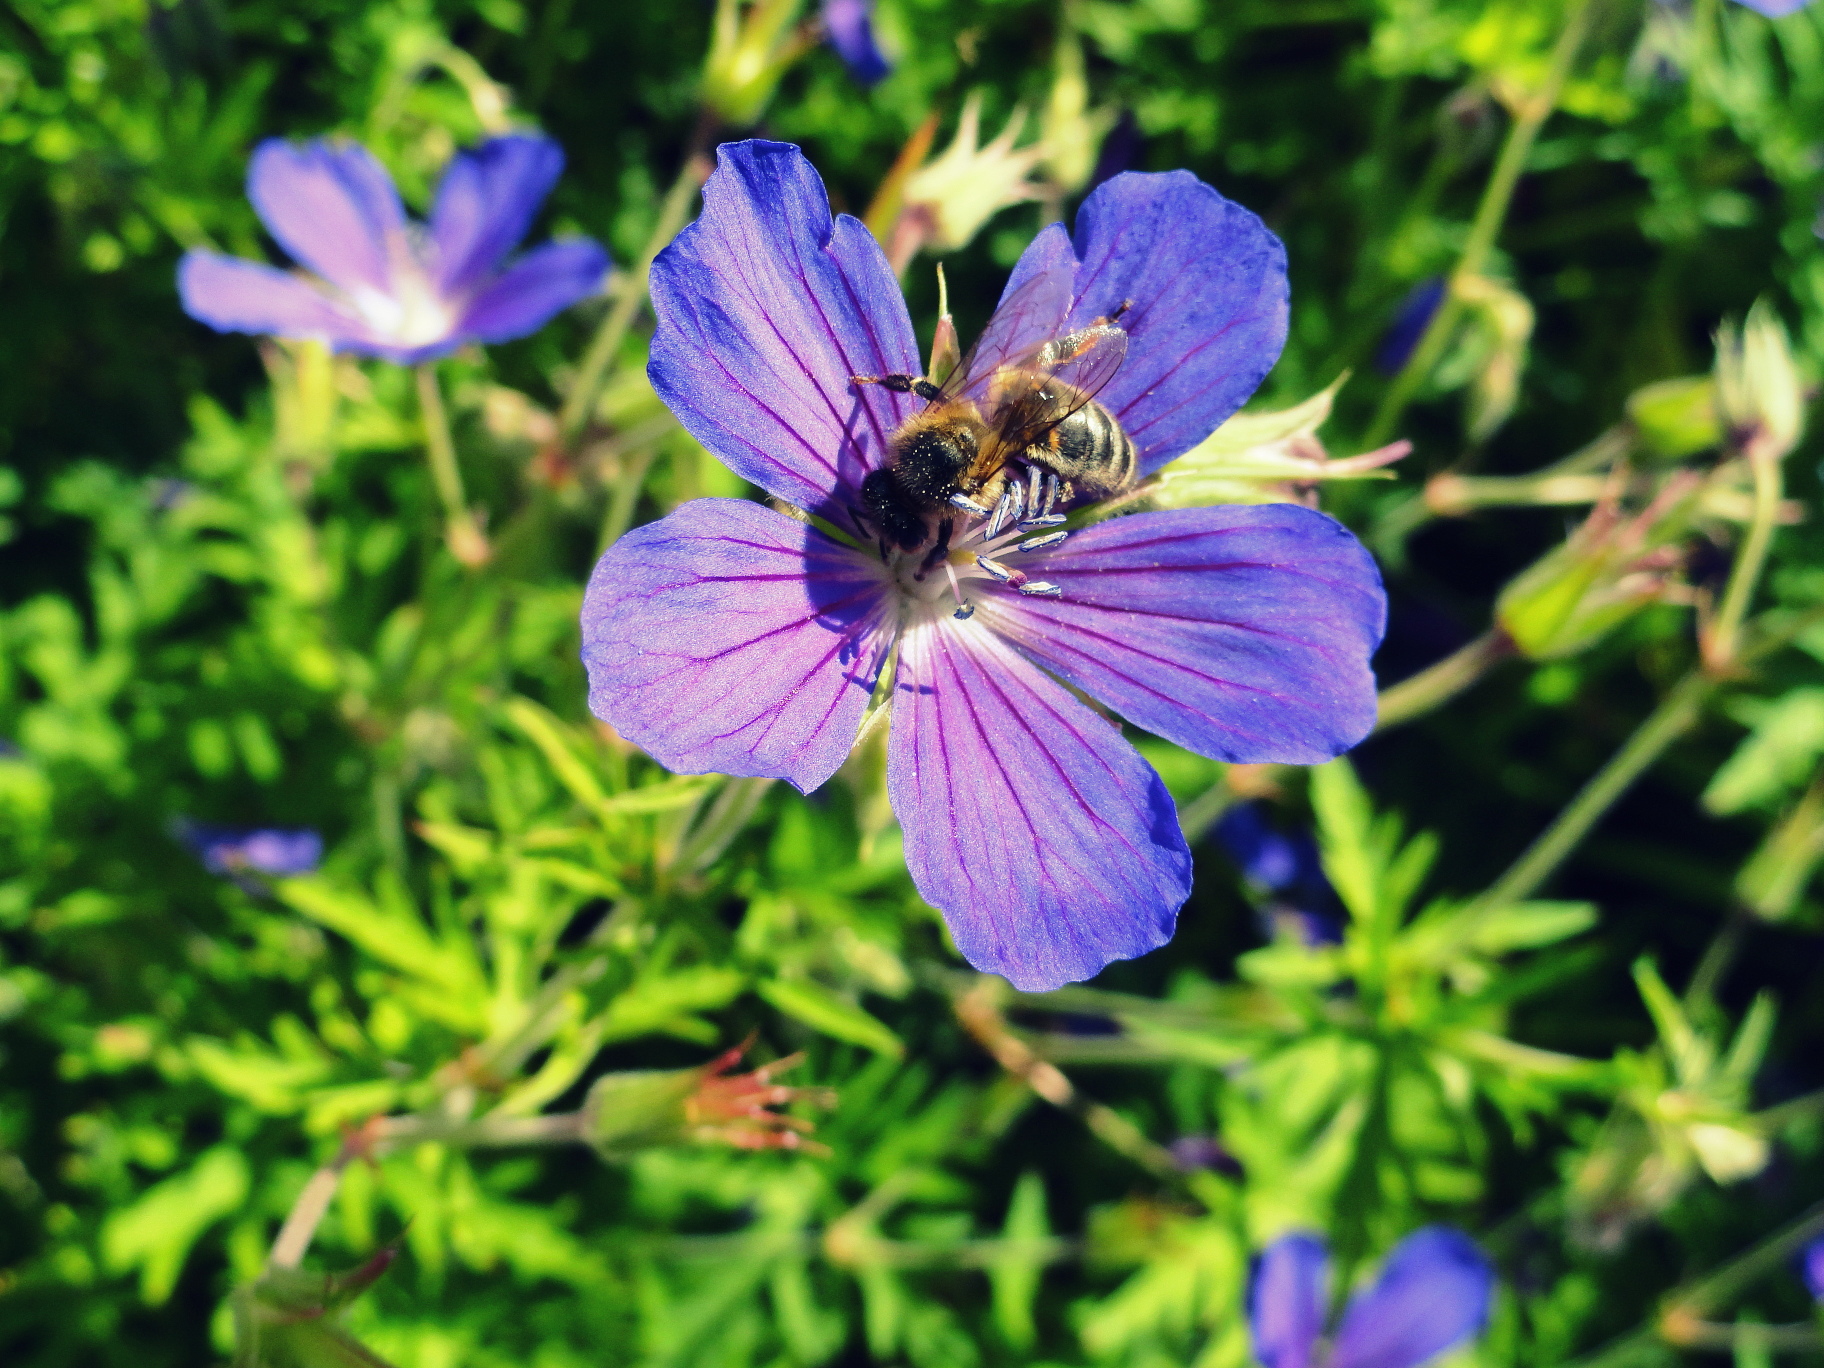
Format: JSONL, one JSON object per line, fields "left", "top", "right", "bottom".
{"left": 1039, "top": 400, "right": 1137, "bottom": 497}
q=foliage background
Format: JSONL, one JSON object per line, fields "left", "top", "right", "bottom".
{"left": 2, "top": 0, "right": 1823, "bottom": 1364}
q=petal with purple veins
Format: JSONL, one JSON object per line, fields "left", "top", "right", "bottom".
{"left": 455, "top": 238, "right": 610, "bottom": 344}
{"left": 429, "top": 135, "right": 567, "bottom": 297}
{"left": 246, "top": 139, "right": 406, "bottom": 297}
{"left": 1250, "top": 1233, "right": 1330, "bottom": 1368}
{"left": 1330, "top": 1227, "right": 1494, "bottom": 1368}
{"left": 581, "top": 499, "right": 895, "bottom": 796}
{"left": 1064, "top": 170, "right": 1288, "bottom": 474}
{"left": 647, "top": 139, "right": 922, "bottom": 518}
{"left": 978, "top": 505, "right": 1384, "bottom": 766}
{"left": 178, "top": 251, "right": 370, "bottom": 345}
{"left": 887, "top": 613, "right": 1189, "bottom": 991}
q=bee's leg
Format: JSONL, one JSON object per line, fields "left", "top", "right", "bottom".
{"left": 851, "top": 373, "right": 942, "bottom": 402}
{"left": 917, "top": 518, "right": 954, "bottom": 577}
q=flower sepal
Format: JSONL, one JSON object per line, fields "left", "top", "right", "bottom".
{"left": 582, "top": 1044, "right": 831, "bottom": 1159}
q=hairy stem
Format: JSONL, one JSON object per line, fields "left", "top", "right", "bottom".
{"left": 415, "top": 365, "right": 490, "bottom": 566}
{"left": 1482, "top": 670, "right": 1712, "bottom": 906}
{"left": 1704, "top": 436, "right": 1784, "bottom": 670}
{"left": 1374, "top": 628, "right": 1518, "bottom": 732}
{"left": 1363, "top": 0, "right": 1596, "bottom": 450}
{"left": 560, "top": 115, "right": 716, "bottom": 444}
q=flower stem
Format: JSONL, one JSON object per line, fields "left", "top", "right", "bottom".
{"left": 1481, "top": 669, "right": 1712, "bottom": 907}
{"left": 1703, "top": 435, "right": 1783, "bottom": 671}
{"left": 560, "top": 114, "right": 716, "bottom": 445}
{"left": 415, "top": 365, "right": 490, "bottom": 567}
{"left": 1374, "top": 628, "right": 1518, "bottom": 733}
{"left": 1362, "top": 0, "right": 1596, "bottom": 451}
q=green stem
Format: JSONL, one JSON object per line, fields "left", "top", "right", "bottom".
{"left": 1482, "top": 670, "right": 1712, "bottom": 906}
{"left": 1683, "top": 908, "right": 1749, "bottom": 1008}
{"left": 1363, "top": 0, "right": 1596, "bottom": 450}
{"left": 1705, "top": 437, "right": 1784, "bottom": 670}
{"left": 416, "top": 365, "right": 490, "bottom": 566}
{"left": 1374, "top": 628, "right": 1518, "bottom": 732}
{"left": 560, "top": 119, "right": 716, "bottom": 444}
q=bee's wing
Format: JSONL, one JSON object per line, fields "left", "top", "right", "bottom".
{"left": 938, "top": 261, "right": 1075, "bottom": 403}
{"left": 970, "top": 325, "right": 1129, "bottom": 475}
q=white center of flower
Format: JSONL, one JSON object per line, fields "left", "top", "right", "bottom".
{"left": 888, "top": 466, "right": 1072, "bottom": 620}
{"left": 350, "top": 257, "right": 456, "bottom": 349}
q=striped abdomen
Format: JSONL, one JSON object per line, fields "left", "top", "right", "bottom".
{"left": 1030, "top": 395, "right": 1137, "bottom": 499}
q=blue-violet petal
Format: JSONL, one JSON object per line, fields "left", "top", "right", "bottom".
{"left": 1250, "top": 1233, "right": 1330, "bottom": 1368}
{"left": 1058, "top": 170, "right": 1288, "bottom": 474}
{"left": 1330, "top": 1227, "right": 1495, "bottom": 1368}
{"left": 457, "top": 238, "right": 610, "bottom": 343}
{"left": 978, "top": 506, "right": 1385, "bottom": 766}
{"left": 824, "top": 0, "right": 892, "bottom": 85}
{"left": 581, "top": 499, "right": 895, "bottom": 795}
{"left": 430, "top": 134, "right": 567, "bottom": 297}
{"left": 178, "top": 251, "right": 368, "bottom": 344}
{"left": 246, "top": 139, "right": 405, "bottom": 297}
{"left": 647, "top": 139, "right": 922, "bottom": 517}
{"left": 886, "top": 614, "right": 1190, "bottom": 991}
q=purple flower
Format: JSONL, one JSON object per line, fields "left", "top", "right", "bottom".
{"left": 179, "top": 821, "right": 323, "bottom": 877}
{"left": 1804, "top": 1235, "right": 1824, "bottom": 1302}
{"left": 1214, "top": 802, "right": 1341, "bottom": 945}
{"left": 1251, "top": 1229, "right": 1495, "bottom": 1368}
{"left": 179, "top": 134, "right": 609, "bottom": 364}
{"left": 1732, "top": 0, "right": 1814, "bottom": 14}
{"left": 581, "top": 141, "right": 1384, "bottom": 991}
{"left": 1376, "top": 278, "right": 1446, "bottom": 376}
{"left": 823, "top": 0, "right": 890, "bottom": 85}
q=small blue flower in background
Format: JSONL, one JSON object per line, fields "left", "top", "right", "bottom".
{"left": 1215, "top": 802, "right": 1341, "bottom": 945}
{"left": 1804, "top": 1234, "right": 1824, "bottom": 1301}
{"left": 178, "top": 821, "right": 323, "bottom": 878}
{"left": 581, "top": 140, "right": 1385, "bottom": 992}
{"left": 1376, "top": 278, "right": 1446, "bottom": 376}
{"left": 823, "top": 0, "right": 890, "bottom": 85}
{"left": 1252, "top": 1228, "right": 1495, "bottom": 1368}
{"left": 1732, "top": 0, "right": 1815, "bottom": 15}
{"left": 179, "top": 134, "right": 609, "bottom": 364}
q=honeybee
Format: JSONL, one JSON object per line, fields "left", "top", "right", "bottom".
{"left": 852, "top": 277, "right": 1137, "bottom": 556}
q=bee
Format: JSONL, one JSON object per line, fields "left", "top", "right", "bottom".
{"left": 852, "top": 277, "right": 1136, "bottom": 557}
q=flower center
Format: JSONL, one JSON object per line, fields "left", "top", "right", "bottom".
{"left": 351, "top": 234, "right": 457, "bottom": 349}
{"left": 889, "top": 465, "right": 1072, "bottom": 620}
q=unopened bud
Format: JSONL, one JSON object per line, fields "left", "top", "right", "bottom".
{"left": 1039, "top": 31, "right": 1115, "bottom": 194}
{"left": 1495, "top": 470, "right": 1700, "bottom": 659}
{"left": 1734, "top": 780, "right": 1824, "bottom": 922}
{"left": 1113, "top": 377, "right": 1407, "bottom": 516}
{"left": 1453, "top": 274, "right": 1535, "bottom": 442}
{"left": 1626, "top": 375, "right": 1720, "bottom": 460}
{"left": 703, "top": 0, "right": 812, "bottom": 127}
{"left": 582, "top": 1045, "right": 832, "bottom": 1159}
{"left": 899, "top": 93, "right": 1046, "bottom": 255}
{"left": 1714, "top": 300, "right": 1805, "bottom": 461}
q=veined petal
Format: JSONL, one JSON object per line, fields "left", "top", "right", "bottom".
{"left": 1064, "top": 170, "right": 1288, "bottom": 474}
{"left": 455, "top": 239, "right": 610, "bottom": 344}
{"left": 887, "top": 613, "right": 1189, "bottom": 992}
{"left": 581, "top": 499, "right": 895, "bottom": 795}
{"left": 1250, "top": 1234, "right": 1330, "bottom": 1368}
{"left": 1330, "top": 1228, "right": 1494, "bottom": 1368}
{"left": 177, "top": 251, "right": 369, "bottom": 344}
{"left": 430, "top": 135, "right": 566, "bottom": 297}
{"left": 247, "top": 139, "right": 405, "bottom": 297}
{"left": 648, "top": 140, "right": 922, "bottom": 518}
{"left": 979, "top": 506, "right": 1384, "bottom": 766}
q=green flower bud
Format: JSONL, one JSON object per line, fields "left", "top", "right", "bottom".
{"left": 1039, "top": 31, "right": 1115, "bottom": 195}
{"left": 1714, "top": 300, "right": 1805, "bottom": 462}
{"left": 583, "top": 1045, "right": 830, "bottom": 1159}
{"left": 702, "top": 0, "right": 811, "bottom": 127}
{"left": 1626, "top": 375, "right": 1720, "bottom": 460}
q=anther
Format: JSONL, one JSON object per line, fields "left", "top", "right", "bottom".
{"left": 1026, "top": 466, "right": 1043, "bottom": 512}
{"left": 975, "top": 556, "right": 1028, "bottom": 588}
{"left": 953, "top": 602, "right": 976, "bottom": 620}
{"left": 949, "top": 494, "right": 992, "bottom": 516}
{"left": 986, "top": 491, "right": 1016, "bottom": 540}
{"left": 1016, "top": 530, "right": 1068, "bottom": 553}
{"left": 1041, "top": 472, "right": 1060, "bottom": 516}
{"left": 1017, "top": 581, "right": 1063, "bottom": 597}
{"left": 1018, "top": 513, "right": 1067, "bottom": 530}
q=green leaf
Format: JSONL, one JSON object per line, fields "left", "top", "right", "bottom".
{"left": 102, "top": 1146, "right": 249, "bottom": 1304}
{"left": 756, "top": 978, "right": 904, "bottom": 1058}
